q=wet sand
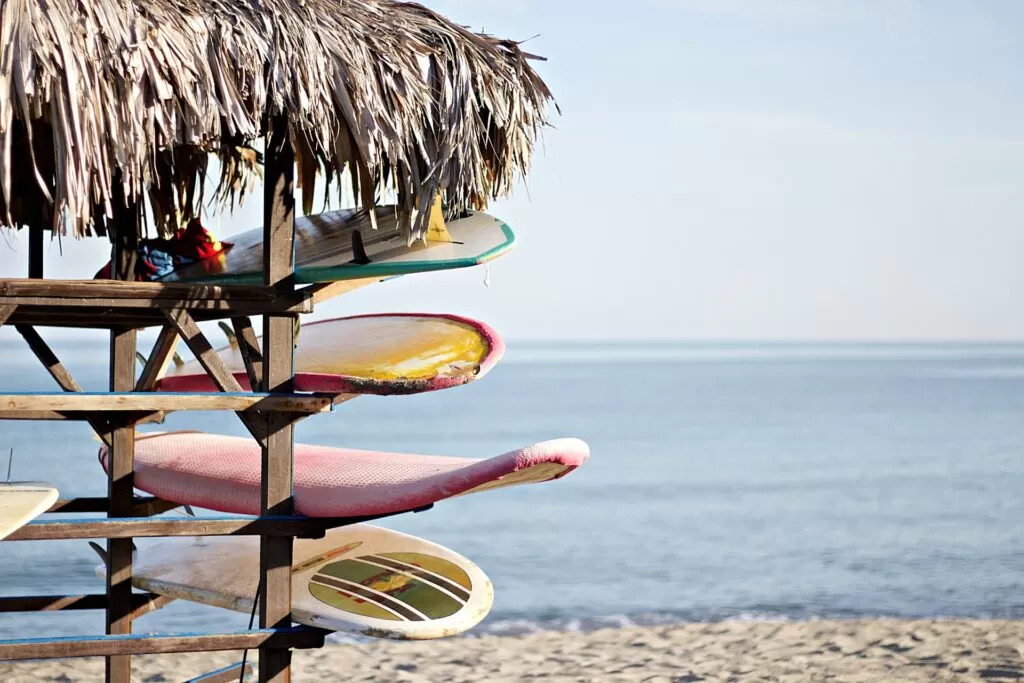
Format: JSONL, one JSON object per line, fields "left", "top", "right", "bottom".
{"left": 2, "top": 619, "right": 1023, "bottom": 681}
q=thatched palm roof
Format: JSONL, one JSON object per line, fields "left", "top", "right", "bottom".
{"left": 0, "top": 0, "right": 555, "bottom": 241}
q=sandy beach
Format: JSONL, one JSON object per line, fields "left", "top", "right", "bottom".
{"left": 1, "top": 619, "right": 1022, "bottom": 682}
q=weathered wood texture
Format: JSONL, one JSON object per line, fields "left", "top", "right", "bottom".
{"left": 15, "top": 325, "right": 83, "bottom": 391}
{"left": 0, "top": 409, "right": 165, "bottom": 423}
{"left": 187, "top": 661, "right": 255, "bottom": 683}
{"left": 14, "top": 324, "right": 115, "bottom": 445}
{"left": 6, "top": 516, "right": 343, "bottom": 541}
{"left": 0, "top": 593, "right": 171, "bottom": 617}
{"left": 49, "top": 496, "right": 180, "bottom": 516}
{"left": 261, "top": 115, "right": 297, "bottom": 683}
{"left": 163, "top": 308, "right": 246, "bottom": 393}
{"left": 135, "top": 326, "right": 181, "bottom": 392}
{"left": 0, "top": 278, "right": 312, "bottom": 329}
{"left": 106, "top": 324, "right": 137, "bottom": 683}
{"left": 0, "top": 628, "right": 326, "bottom": 660}
{"left": 0, "top": 303, "right": 16, "bottom": 326}
{"left": 0, "top": 392, "right": 333, "bottom": 414}
{"left": 232, "top": 316, "right": 264, "bottom": 390}
{"left": 0, "top": 280, "right": 284, "bottom": 300}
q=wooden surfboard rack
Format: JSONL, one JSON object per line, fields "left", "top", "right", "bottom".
{"left": 0, "top": 119, "right": 414, "bottom": 682}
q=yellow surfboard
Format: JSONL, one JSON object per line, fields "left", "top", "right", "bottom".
{"left": 158, "top": 313, "right": 504, "bottom": 396}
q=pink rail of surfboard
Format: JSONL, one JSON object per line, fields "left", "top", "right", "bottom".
{"left": 157, "top": 313, "right": 504, "bottom": 396}
{"left": 98, "top": 432, "right": 589, "bottom": 517}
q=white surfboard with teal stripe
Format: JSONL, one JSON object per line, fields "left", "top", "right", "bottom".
{"left": 129, "top": 525, "right": 494, "bottom": 640}
{"left": 158, "top": 207, "right": 515, "bottom": 286}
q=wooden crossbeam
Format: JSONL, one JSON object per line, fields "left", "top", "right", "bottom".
{"left": 0, "top": 410, "right": 165, "bottom": 423}
{"left": 0, "top": 279, "right": 293, "bottom": 302}
{"left": 188, "top": 661, "right": 255, "bottom": 683}
{"left": 0, "top": 295, "right": 311, "bottom": 314}
{"left": 49, "top": 496, "right": 180, "bottom": 516}
{"left": 6, "top": 516, "right": 341, "bottom": 541}
{"left": 0, "top": 593, "right": 171, "bottom": 617}
{"left": 0, "top": 627, "right": 326, "bottom": 661}
{"left": 0, "top": 392, "right": 334, "bottom": 414}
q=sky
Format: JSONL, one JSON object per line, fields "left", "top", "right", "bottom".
{"left": 4, "top": 0, "right": 1024, "bottom": 341}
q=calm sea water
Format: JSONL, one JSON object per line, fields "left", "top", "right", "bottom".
{"left": 1, "top": 338, "right": 1023, "bottom": 640}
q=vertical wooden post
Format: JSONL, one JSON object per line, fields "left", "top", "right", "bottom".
{"left": 28, "top": 225, "right": 43, "bottom": 279}
{"left": 106, "top": 207, "right": 138, "bottom": 683}
{"left": 259, "top": 116, "right": 296, "bottom": 683}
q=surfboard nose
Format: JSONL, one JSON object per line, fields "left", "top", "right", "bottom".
{"left": 506, "top": 438, "right": 590, "bottom": 468}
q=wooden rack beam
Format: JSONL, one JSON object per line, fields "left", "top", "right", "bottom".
{"left": 48, "top": 496, "right": 180, "bottom": 516}
{"left": 0, "top": 279, "right": 300, "bottom": 302}
{"left": 5, "top": 515, "right": 347, "bottom": 541}
{"left": 0, "top": 392, "right": 334, "bottom": 416}
{"left": 188, "top": 661, "right": 254, "bottom": 683}
{"left": 0, "top": 593, "right": 171, "bottom": 616}
{"left": 0, "top": 279, "right": 313, "bottom": 330}
{"left": 0, "top": 627, "right": 326, "bottom": 661}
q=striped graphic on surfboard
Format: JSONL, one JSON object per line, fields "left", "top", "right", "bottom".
{"left": 308, "top": 552, "right": 472, "bottom": 622}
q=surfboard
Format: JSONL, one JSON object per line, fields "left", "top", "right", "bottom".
{"left": 157, "top": 313, "right": 503, "bottom": 395}
{"left": 0, "top": 483, "right": 58, "bottom": 540}
{"left": 99, "top": 432, "right": 589, "bottom": 517}
{"left": 127, "top": 525, "right": 493, "bottom": 639}
{"left": 157, "top": 208, "right": 515, "bottom": 286}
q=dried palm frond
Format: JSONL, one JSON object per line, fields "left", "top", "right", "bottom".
{"left": 0, "top": 0, "right": 556, "bottom": 242}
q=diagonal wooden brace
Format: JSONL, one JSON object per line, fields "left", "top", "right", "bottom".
{"left": 0, "top": 303, "right": 17, "bottom": 327}
{"left": 231, "top": 316, "right": 264, "bottom": 391}
{"left": 161, "top": 307, "right": 292, "bottom": 446}
{"left": 135, "top": 325, "right": 181, "bottom": 392}
{"left": 15, "top": 324, "right": 113, "bottom": 447}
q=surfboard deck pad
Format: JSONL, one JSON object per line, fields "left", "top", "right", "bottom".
{"left": 99, "top": 432, "right": 589, "bottom": 517}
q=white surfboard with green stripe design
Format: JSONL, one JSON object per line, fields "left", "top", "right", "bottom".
{"left": 128, "top": 525, "right": 494, "bottom": 640}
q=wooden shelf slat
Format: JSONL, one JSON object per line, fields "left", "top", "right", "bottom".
{"left": 49, "top": 496, "right": 180, "bottom": 516}
{"left": 0, "top": 627, "right": 326, "bottom": 660}
{"left": 0, "top": 593, "right": 168, "bottom": 615}
{"left": 187, "top": 661, "right": 254, "bottom": 683}
{"left": 4, "top": 516, "right": 344, "bottom": 541}
{"left": 0, "top": 392, "right": 334, "bottom": 415}
{"left": 0, "top": 279, "right": 283, "bottom": 301}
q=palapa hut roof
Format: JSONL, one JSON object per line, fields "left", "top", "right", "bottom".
{"left": 0, "top": 0, "right": 555, "bottom": 242}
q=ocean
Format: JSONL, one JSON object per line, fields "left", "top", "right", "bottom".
{"left": 1, "top": 338, "right": 1023, "bottom": 641}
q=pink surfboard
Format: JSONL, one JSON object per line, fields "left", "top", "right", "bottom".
{"left": 98, "top": 432, "right": 589, "bottom": 518}
{"left": 157, "top": 313, "right": 503, "bottom": 396}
